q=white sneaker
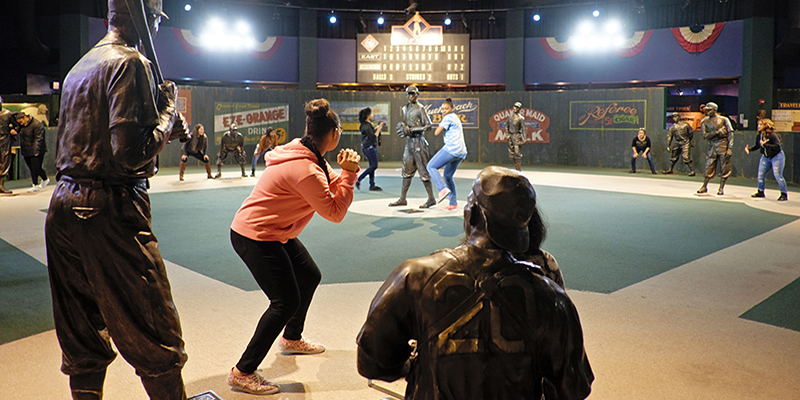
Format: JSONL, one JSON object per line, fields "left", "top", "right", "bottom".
{"left": 27, "top": 185, "right": 40, "bottom": 193}
{"left": 40, "top": 178, "right": 50, "bottom": 189}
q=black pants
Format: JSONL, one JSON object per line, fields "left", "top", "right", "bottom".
{"left": 184, "top": 150, "right": 208, "bottom": 163}
{"left": 231, "top": 230, "right": 322, "bottom": 374}
{"left": 24, "top": 154, "right": 47, "bottom": 185}
{"left": 45, "top": 178, "right": 186, "bottom": 399}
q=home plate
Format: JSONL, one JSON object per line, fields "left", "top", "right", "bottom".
{"left": 349, "top": 198, "right": 463, "bottom": 218}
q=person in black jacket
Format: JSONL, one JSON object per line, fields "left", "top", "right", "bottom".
{"left": 0, "top": 97, "right": 18, "bottom": 194}
{"left": 15, "top": 113, "right": 49, "bottom": 192}
{"left": 630, "top": 128, "right": 656, "bottom": 174}
{"left": 179, "top": 123, "right": 212, "bottom": 180}
{"left": 356, "top": 107, "right": 385, "bottom": 191}
{"left": 746, "top": 118, "right": 788, "bottom": 201}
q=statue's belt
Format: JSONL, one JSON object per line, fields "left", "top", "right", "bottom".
{"left": 60, "top": 175, "right": 147, "bottom": 189}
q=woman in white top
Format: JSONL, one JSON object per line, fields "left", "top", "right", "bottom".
{"left": 426, "top": 98, "right": 468, "bottom": 209}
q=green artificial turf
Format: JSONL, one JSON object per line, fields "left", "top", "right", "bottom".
{"left": 740, "top": 277, "right": 800, "bottom": 332}
{"left": 149, "top": 176, "right": 797, "bottom": 294}
{"left": 0, "top": 238, "right": 54, "bottom": 344}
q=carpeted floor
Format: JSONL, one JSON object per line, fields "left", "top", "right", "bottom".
{"left": 2, "top": 165, "right": 799, "bottom": 400}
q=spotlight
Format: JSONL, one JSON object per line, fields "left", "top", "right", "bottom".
{"left": 578, "top": 21, "right": 593, "bottom": 35}
{"left": 593, "top": 10, "right": 600, "bottom": 17}
{"left": 404, "top": 2, "right": 418, "bottom": 14}
{"left": 359, "top": 15, "right": 367, "bottom": 31}
{"left": 236, "top": 21, "right": 250, "bottom": 35}
{"left": 444, "top": 16, "right": 451, "bottom": 25}
{"left": 696, "top": 87, "right": 703, "bottom": 94}
{"left": 377, "top": 13, "right": 385, "bottom": 25}
{"left": 605, "top": 21, "right": 619, "bottom": 34}
{"left": 461, "top": 14, "right": 469, "bottom": 29}
{"left": 678, "top": 89, "right": 684, "bottom": 96}
{"left": 329, "top": 11, "right": 337, "bottom": 24}
{"left": 184, "top": 4, "right": 192, "bottom": 11}
{"left": 489, "top": 12, "right": 496, "bottom": 25}
{"left": 209, "top": 17, "right": 224, "bottom": 33}
{"left": 533, "top": 14, "right": 541, "bottom": 22}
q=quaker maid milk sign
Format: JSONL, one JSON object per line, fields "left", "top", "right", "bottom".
{"left": 489, "top": 107, "right": 551, "bottom": 143}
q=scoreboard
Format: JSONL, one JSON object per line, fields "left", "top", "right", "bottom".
{"left": 357, "top": 33, "right": 470, "bottom": 84}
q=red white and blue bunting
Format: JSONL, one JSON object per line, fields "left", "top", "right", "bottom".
{"left": 614, "top": 30, "right": 653, "bottom": 58}
{"left": 670, "top": 23, "right": 725, "bottom": 53}
{"left": 538, "top": 30, "right": 653, "bottom": 60}
{"left": 171, "top": 27, "right": 285, "bottom": 60}
{"left": 538, "top": 37, "right": 574, "bottom": 60}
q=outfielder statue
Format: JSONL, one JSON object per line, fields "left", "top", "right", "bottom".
{"left": 696, "top": 102, "right": 734, "bottom": 195}
{"left": 662, "top": 111, "right": 695, "bottom": 176}
{"left": 506, "top": 101, "right": 526, "bottom": 171}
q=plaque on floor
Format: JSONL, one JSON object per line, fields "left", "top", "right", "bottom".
{"left": 397, "top": 208, "right": 424, "bottom": 214}
{"left": 188, "top": 390, "right": 224, "bottom": 400}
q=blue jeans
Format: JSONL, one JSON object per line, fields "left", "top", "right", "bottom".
{"left": 757, "top": 150, "right": 787, "bottom": 193}
{"left": 427, "top": 150, "right": 465, "bottom": 205}
{"left": 631, "top": 152, "right": 655, "bottom": 172}
{"left": 358, "top": 146, "right": 379, "bottom": 187}
{"left": 251, "top": 151, "right": 265, "bottom": 172}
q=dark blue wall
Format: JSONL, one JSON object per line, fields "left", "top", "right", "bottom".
{"left": 471, "top": 39, "right": 506, "bottom": 84}
{"left": 317, "top": 38, "right": 356, "bottom": 83}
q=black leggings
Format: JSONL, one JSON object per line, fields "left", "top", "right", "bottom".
{"left": 230, "top": 230, "right": 322, "bottom": 373}
{"left": 24, "top": 155, "right": 47, "bottom": 185}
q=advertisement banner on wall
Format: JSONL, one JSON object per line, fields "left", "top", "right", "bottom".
{"left": 214, "top": 102, "right": 290, "bottom": 144}
{"left": 666, "top": 108, "right": 704, "bottom": 130}
{"left": 488, "top": 108, "right": 551, "bottom": 143}
{"left": 176, "top": 86, "right": 192, "bottom": 125}
{"left": 329, "top": 102, "right": 391, "bottom": 135}
{"left": 422, "top": 98, "right": 479, "bottom": 128}
{"left": 569, "top": 100, "right": 646, "bottom": 131}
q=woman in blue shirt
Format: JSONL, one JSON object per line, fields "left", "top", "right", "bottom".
{"left": 427, "top": 98, "right": 467, "bottom": 209}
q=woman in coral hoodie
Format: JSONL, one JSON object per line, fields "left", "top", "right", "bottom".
{"left": 227, "top": 99, "right": 360, "bottom": 395}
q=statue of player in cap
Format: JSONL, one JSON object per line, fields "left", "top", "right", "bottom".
{"left": 215, "top": 122, "right": 247, "bottom": 178}
{"left": 696, "top": 102, "right": 734, "bottom": 195}
{"left": 506, "top": 101, "right": 526, "bottom": 171}
{"left": 358, "top": 166, "right": 594, "bottom": 400}
{"left": 662, "top": 111, "right": 695, "bottom": 176}
{"left": 389, "top": 85, "right": 437, "bottom": 208}
{"left": 45, "top": 1, "right": 189, "bottom": 399}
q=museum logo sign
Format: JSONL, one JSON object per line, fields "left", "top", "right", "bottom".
{"left": 569, "top": 100, "right": 646, "bottom": 131}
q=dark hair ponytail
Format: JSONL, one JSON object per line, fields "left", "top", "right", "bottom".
{"left": 301, "top": 98, "right": 339, "bottom": 184}
{"left": 358, "top": 107, "right": 372, "bottom": 123}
